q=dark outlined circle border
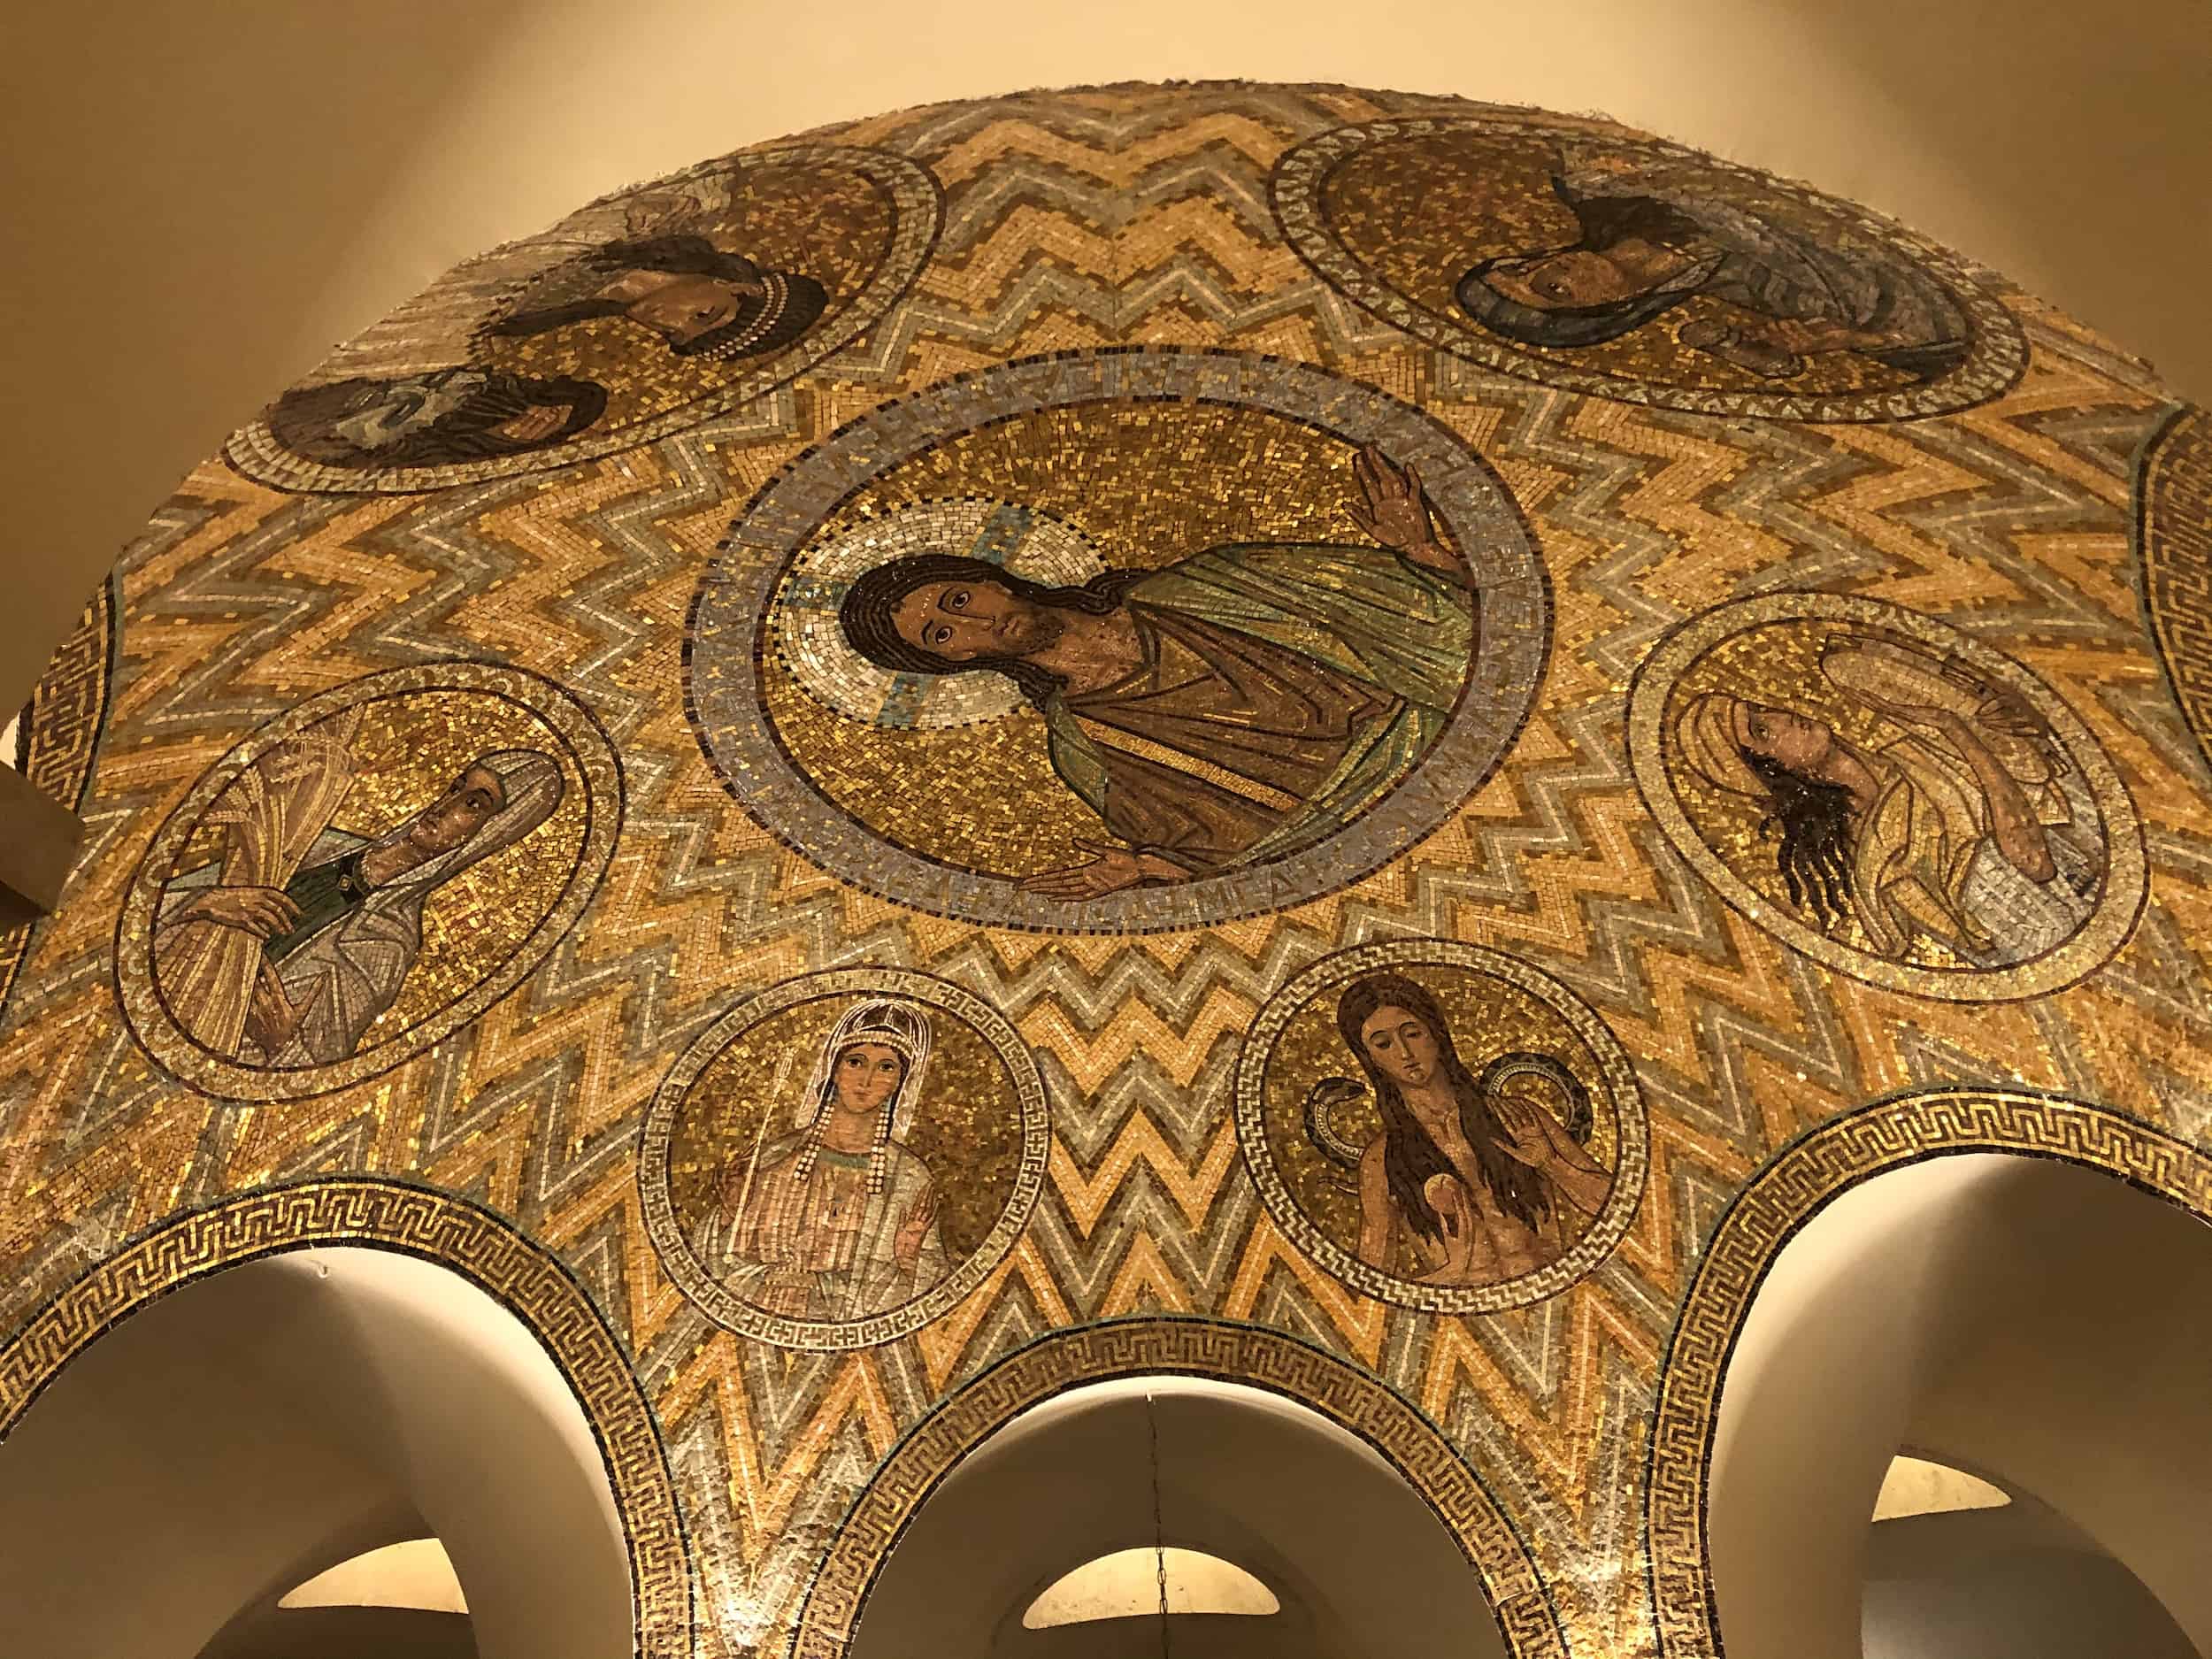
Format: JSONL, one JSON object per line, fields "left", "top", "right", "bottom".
{"left": 224, "top": 143, "right": 943, "bottom": 495}
{"left": 113, "top": 659, "right": 624, "bottom": 1102}
{"left": 1625, "top": 591, "right": 2147, "bottom": 1002}
{"left": 686, "top": 345, "right": 1552, "bottom": 934}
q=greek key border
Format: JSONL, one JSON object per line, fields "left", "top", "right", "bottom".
{"left": 0, "top": 1178, "right": 693, "bottom": 1658}
{"left": 2136, "top": 403, "right": 2212, "bottom": 782}
{"left": 1643, "top": 1087, "right": 2212, "bottom": 1658}
{"left": 787, "top": 1315, "right": 1569, "bottom": 1659}
{"left": 0, "top": 574, "right": 116, "bottom": 1022}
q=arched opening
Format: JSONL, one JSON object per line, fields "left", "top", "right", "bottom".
{"left": 1863, "top": 1465, "right": 2192, "bottom": 1659}
{"left": 849, "top": 1374, "right": 1512, "bottom": 1659}
{"left": 1701, "top": 1143, "right": 2212, "bottom": 1659}
{"left": 0, "top": 1242, "right": 633, "bottom": 1659}
{"left": 278, "top": 1537, "right": 470, "bottom": 1613}
{"left": 1870, "top": 1455, "right": 2010, "bottom": 1522}
{"left": 1021, "top": 1546, "right": 1280, "bottom": 1626}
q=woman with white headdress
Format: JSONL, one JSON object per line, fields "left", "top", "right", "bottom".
{"left": 156, "top": 742, "right": 565, "bottom": 1066}
{"left": 691, "top": 999, "right": 948, "bottom": 1323}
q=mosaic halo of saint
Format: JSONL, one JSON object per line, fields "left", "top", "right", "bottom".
{"left": 1272, "top": 117, "right": 2026, "bottom": 422}
{"left": 689, "top": 349, "right": 1550, "bottom": 933}
{"left": 226, "top": 145, "right": 940, "bottom": 493}
{"left": 1235, "top": 939, "right": 1647, "bottom": 1312}
{"left": 1629, "top": 593, "right": 2147, "bottom": 1000}
{"left": 638, "top": 968, "right": 1050, "bottom": 1349}
{"left": 115, "top": 662, "right": 622, "bottom": 1102}
{"left": 776, "top": 498, "right": 1106, "bottom": 730}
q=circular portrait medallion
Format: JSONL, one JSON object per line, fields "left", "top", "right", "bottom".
{"left": 2136, "top": 404, "right": 2212, "bottom": 779}
{"left": 687, "top": 349, "right": 1550, "bottom": 933}
{"left": 1628, "top": 593, "right": 2147, "bottom": 1000}
{"left": 1235, "top": 939, "right": 1647, "bottom": 1312}
{"left": 116, "top": 662, "right": 622, "bottom": 1102}
{"left": 1272, "top": 117, "right": 2026, "bottom": 422}
{"left": 638, "top": 968, "right": 1051, "bottom": 1349}
{"left": 227, "top": 144, "right": 940, "bottom": 493}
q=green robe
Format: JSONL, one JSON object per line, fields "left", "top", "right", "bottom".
{"left": 1039, "top": 542, "right": 1476, "bottom": 872}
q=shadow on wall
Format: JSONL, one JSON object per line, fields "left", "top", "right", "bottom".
{"left": 1863, "top": 1486, "right": 2196, "bottom": 1659}
{"left": 851, "top": 1375, "right": 1511, "bottom": 1659}
{"left": 0, "top": 1247, "right": 629, "bottom": 1659}
{"left": 1709, "top": 1151, "right": 2212, "bottom": 1659}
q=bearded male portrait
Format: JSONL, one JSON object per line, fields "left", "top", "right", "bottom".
{"left": 836, "top": 449, "right": 1480, "bottom": 899}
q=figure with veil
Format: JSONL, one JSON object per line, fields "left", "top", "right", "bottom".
{"left": 154, "top": 721, "right": 565, "bottom": 1067}
{"left": 257, "top": 181, "right": 828, "bottom": 478}
{"left": 691, "top": 999, "right": 949, "bottom": 1322}
{"left": 1454, "top": 144, "right": 1971, "bottom": 386}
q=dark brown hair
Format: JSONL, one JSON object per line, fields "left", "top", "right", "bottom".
{"left": 837, "top": 554, "right": 1145, "bottom": 708}
{"left": 1455, "top": 174, "right": 1708, "bottom": 349}
{"left": 1745, "top": 749, "right": 1857, "bottom": 929}
{"left": 1333, "top": 972, "right": 1550, "bottom": 1241}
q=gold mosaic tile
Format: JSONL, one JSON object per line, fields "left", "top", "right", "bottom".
{"left": 1, "top": 81, "right": 2207, "bottom": 1659}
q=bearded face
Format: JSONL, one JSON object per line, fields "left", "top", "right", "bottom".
{"left": 888, "top": 577, "right": 1069, "bottom": 664}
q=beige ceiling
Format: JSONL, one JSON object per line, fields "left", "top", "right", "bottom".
{"left": 4, "top": 0, "right": 2205, "bottom": 718}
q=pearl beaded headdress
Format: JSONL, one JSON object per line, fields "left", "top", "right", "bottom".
{"left": 787, "top": 998, "right": 933, "bottom": 1195}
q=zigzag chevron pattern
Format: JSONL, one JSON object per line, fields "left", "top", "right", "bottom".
{"left": 4, "top": 81, "right": 2211, "bottom": 1659}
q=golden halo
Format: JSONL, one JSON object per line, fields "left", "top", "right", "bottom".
{"left": 771, "top": 496, "right": 1104, "bottom": 730}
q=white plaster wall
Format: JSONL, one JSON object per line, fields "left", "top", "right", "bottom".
{"left": 1709, "top": 1153, "right": 2212, "bottom": 1659}
{"left": 0, "top": 1263, "right": 416, "bottom": 1659}
{"left": 1863, "top": 1502, "right": 2197, "bottom": 1659}
{"left": 0, "top": 1248, "right": 628, "bottom": 1659}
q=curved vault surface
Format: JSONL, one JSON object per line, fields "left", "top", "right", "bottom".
{"left": 3, "top": 80, "right": 2211, "bottom": 1659}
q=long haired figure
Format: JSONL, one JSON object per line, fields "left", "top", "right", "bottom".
{"left": 1316, "top": 972, "right": 1613, "bottom": 1286}
{"left": 691, "top": 998, "right": 948, "bottom": 1322}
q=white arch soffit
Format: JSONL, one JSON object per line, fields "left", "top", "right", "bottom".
{"left": 280, "top": 1536, "right": 470, "bottom": 1614}
{"left": 1707, "top": 1151, "right": 2212, "bottom": 1659}
{"left": 1022, "top": 1546, "right": 1280, "bottom": 1627}
{"left": 0, "top": 1246, "right": 630, "bottom": 1659}
{"left": 850, "top": 1373, "right": 1510, "bottom": 1659}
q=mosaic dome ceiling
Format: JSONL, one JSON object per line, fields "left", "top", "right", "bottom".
{"left": 6, "top": 80, "right": 2212, "bottom": 1658}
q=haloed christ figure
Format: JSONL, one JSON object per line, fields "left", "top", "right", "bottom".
{"left": 836, "top": 448, "right": 1480, "bottom": 900}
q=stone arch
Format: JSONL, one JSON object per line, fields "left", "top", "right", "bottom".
{"left": 0, "top": 1178, "right": 691, "bottom": 1657}
{"left": 1645, "top": 1087, "right": 2212, "bottom": 1658}
{"left": 791, "top": 1316, "right": 1568, "bottom": 1659}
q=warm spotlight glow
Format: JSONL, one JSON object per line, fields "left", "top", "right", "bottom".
{"left": 279, "top": 1538, "right": 468, "bottom": 1614}
{"left": 1022, "top": 1547, "right": 1279, "bottom": 1628}
{"left": 1872, "top": 1455, "right": 2014, "bottom": 1522}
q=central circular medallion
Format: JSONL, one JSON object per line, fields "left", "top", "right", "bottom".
{"left": 687, "top": 349, "right": 1549, "bottom": 933}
